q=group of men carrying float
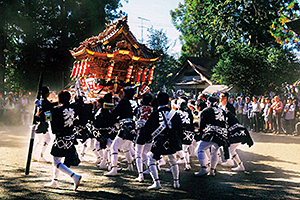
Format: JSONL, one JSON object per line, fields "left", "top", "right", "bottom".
{"left": 32, "top": 84, "right": 253, "bottom": 191}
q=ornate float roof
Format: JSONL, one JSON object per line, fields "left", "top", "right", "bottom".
{"left": 70, "top": 16, "right": 161, "bottom": 64}
{"left": 69, "top": 16, "right": 161, "bottom": 83}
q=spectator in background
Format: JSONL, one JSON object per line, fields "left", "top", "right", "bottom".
{"left": 0, "top": 93, "right": 4, "bottom": 121}
{"left": 288, "top": 85, "right": 296, "bottom": 100}
{"left": 20, "top": 93, "right": 31, "bottom": 126}
{"left": 14, "top": 94, "right": 21, "bottom": 125}
{"left": 4, "top": 92, "right": 16, "bottom": 125}
{"left": 236, "top": 96, "right": 244, "bottom": 124}
{"left": 229, "top": 95, "right": 236, "bottom": 108}
{"left": 242, "top": 97, "right": 251, "bottom": 129}
{"left": 282, "top": 97, "right": 296, "bottom": 135}
{"left": 264, "top": 98, "right": 273, "bottom": 133}
{"left": 259, "top": 96, "right": 266, "bottom": 132}
{"left": 250, "top": 96, "right": 261, "bottom": 132}
{"left": 271, "top": 96, "right": 283, "bottom": 135}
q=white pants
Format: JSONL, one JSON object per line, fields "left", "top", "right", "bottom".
{"left": 34, "top": 131, "right": 51, "bottom": 158}
{"left": 197, "top": 141, "right": 219, "bottom": 170}
{"left": 135, "top": 143, "right": 152, "bottom": 173}
{"left": 228, "top": 143, "right": 242, "bottom": 165}
{"left": 52, "top": 157, "right": 75, "bottom": 180}
{"left": 110, "top": 136, "right": 133, "bottom": 167}
{"left": 228, "top": 143, "right": 239, "bottom": 156}
{"left": 148, "top": 152, "right": 179, "bottom": 182}
{"left": 80, "top": 138, "right": 101, "bottom": 158}
{"left": 21, "top": 112, "right": 30, "bottom": 125}
{"left": 102, "top": 139, "right": 113, "bottom": 165}
{"left": 182, "top": 144, "right": 190, "bottom": 165}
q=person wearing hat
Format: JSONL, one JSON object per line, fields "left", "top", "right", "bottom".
{"left": 195, "top": 96, "right": 230, "bottom": 177}
{"left": 104, "top": 86, "right": 138, "bottom": 176}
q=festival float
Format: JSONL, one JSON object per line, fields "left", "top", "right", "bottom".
{"left": 69, "top": 16, "right": 161, "bottom": 98}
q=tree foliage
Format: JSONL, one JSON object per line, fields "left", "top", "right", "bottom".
{"left": 171, "top": 0, "right": 300, "bottom": 95}
{"left": 1, "top": 0, "right": 122, "bottom": 93}
{"left": 146, "top": 28, "right": 180, "bottom": 93}
{"left": 211, "top": 42, "right": 300, "bottom": 95}
{"left": 270, "top": 1, "right": 300, "bottom": 46}
{"left": 171, "top": 0, "right": 300, "bottom": 56}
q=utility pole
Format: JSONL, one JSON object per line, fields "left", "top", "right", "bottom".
{"left": 138, "top": 17, "right": 150, "bottom": 43}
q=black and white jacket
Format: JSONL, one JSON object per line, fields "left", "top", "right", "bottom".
{"left": 227, "top": 112, "right": 254, "bottom": 147}
{"left": 198, "top": 105, "right": 230, "bottom": 158}
{"left": 143, "top": 106, "right": 183, "bottom": 160}
{"left": 50, "top": 103, "right": 79, "bottom": 157}
{"left": 177, "top": 106, "right": 194, "bottom": 145}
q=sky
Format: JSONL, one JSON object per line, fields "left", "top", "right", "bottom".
{"left": 119, "top": 0, "right": 183, "bottom": 57}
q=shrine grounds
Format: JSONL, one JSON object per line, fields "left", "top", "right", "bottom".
{"left": 1, "top": 123, "right": 300, "bottom": 199}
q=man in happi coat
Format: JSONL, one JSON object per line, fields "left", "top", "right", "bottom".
{"left": 196, "top": 97, "right": 230, "bottom": 177}
{"left": 142, "top": 92, "right": 183, "bottom": 190}
{"left": 104, "top": 86, "right": 138, "bottom": 176}
{"left": 44, "top": 90, "right": 82, "bottom": 191}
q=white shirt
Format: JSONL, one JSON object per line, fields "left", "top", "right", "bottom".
{"left": 251, "top": 101, "right": 261, "bottom": 113}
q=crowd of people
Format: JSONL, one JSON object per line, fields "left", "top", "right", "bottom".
{"left": 0, "top": 92, "right": 34, "bottom": 126}
{"left": 29, "top": 85, "right": 255, "bottom": 191}
{"left": 1, "top": 84, "right": 298, "bottom": 192}
{"left": 227, "top": 92, "right": 299, "bottom": 136}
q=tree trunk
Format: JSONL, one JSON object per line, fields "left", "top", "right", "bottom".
{"left": 0, "top": 2, "right": 5, "bottom": 95}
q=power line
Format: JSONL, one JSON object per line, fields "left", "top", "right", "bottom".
{"left": 138, "top": 17, "right": 150, "bottom": 43}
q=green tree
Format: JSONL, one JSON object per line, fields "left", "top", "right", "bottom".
{"left": 211, "top": 42, "right": 300, "bottom": 95}
{"left": 0, "top": 0, "right": 20, "bottom": 94}
{"left": 171, "top": 0, "right": 300, "bottom": 56}
{"left": 270, "top": 1, "right": 300, "bottom": 46}
{"left": 1, "top": 0, "right": 123, "bottom": 93}
{"left": 146, "top": 27, "right": 180, "bottom": 93}
{"left": 171, "top": 0, "right": 300, "bottom": 95}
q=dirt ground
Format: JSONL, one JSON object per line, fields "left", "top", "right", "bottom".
{"left": 1, "top": 123, "right": 300, "bottom": 199}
